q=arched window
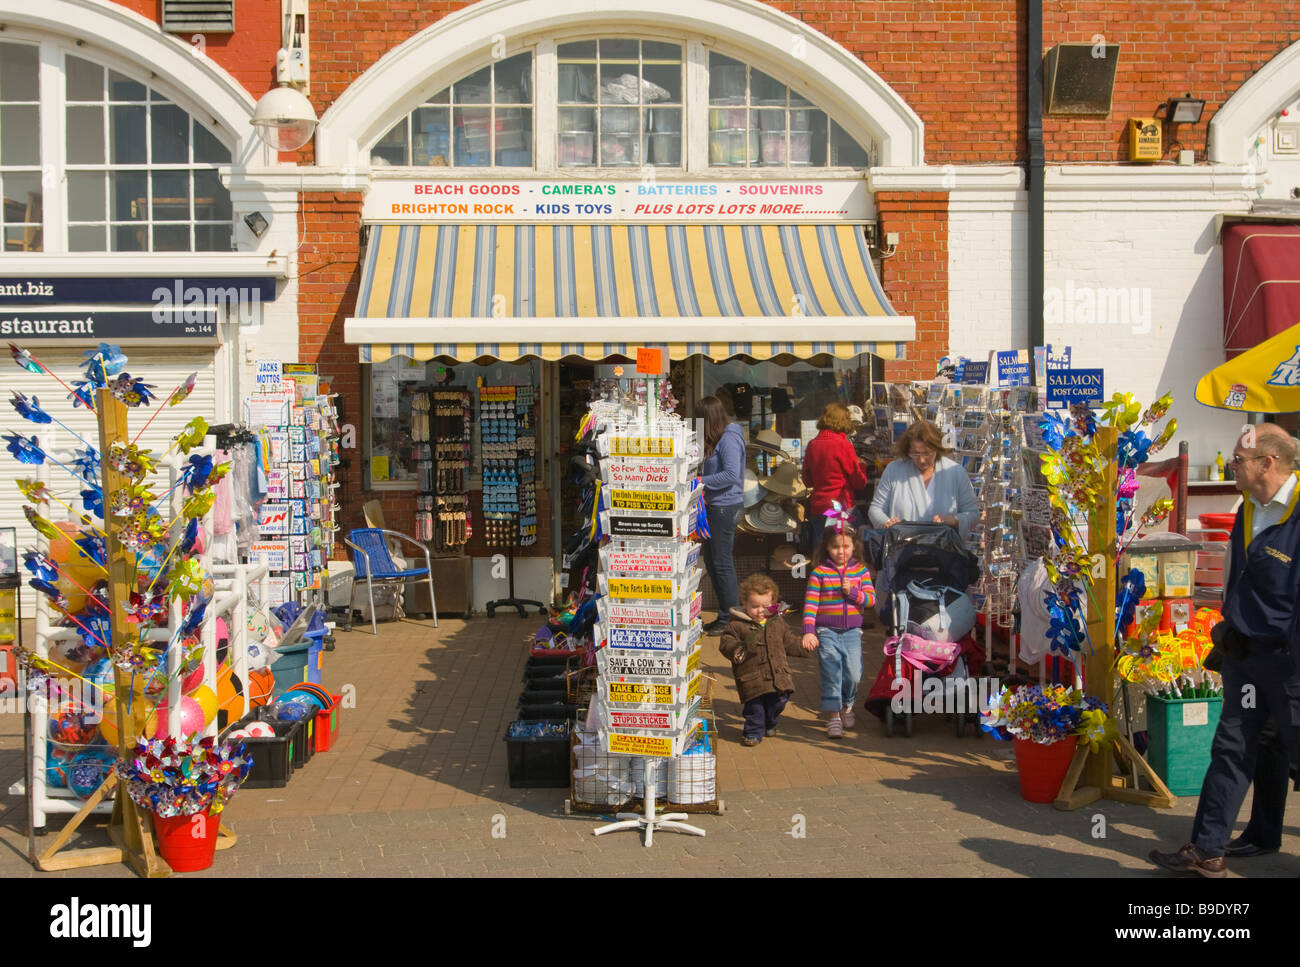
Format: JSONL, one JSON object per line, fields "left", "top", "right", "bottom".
{"left": 0, "top": 39, "right": 234, "bottom": 253}
{"left": 368, "top": 38, "right": 878, "bottom": 173}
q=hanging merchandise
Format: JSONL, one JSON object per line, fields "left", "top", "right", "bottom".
{"left": 585, "top": 375, "right": 715, "bottom": 844}
{"left": 480, "top": 384, "right": 536, "bottom": 549}
{"left": 423, "top": 389, "right": 472, "bottom": 552}
{"left": 243, "top": 366, "right": 340, "bottom": 606}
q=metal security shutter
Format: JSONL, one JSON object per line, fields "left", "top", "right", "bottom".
{"left": 2, "top": 350, "right": 218, "bottom": 616}
{"left": 162, "top": 0, "right": 235, "bottom": 33}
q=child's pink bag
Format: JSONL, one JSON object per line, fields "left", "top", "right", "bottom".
{"left": 882, "top": 633, "right": 961, "bottom": 674}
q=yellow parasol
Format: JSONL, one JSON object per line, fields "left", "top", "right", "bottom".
{"left": 1195, "top": 320, "right": 1300, "bottom": 413}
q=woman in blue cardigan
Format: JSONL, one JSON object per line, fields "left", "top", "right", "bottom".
{"left": 697, "top": 396, "right": 746, "bottom": 635}
{"left": 868, "top": 420, "right": 978, "bottom": 538}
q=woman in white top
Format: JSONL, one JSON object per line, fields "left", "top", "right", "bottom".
{"left": 868, "top": 419, "right": 979, "bottom": 538}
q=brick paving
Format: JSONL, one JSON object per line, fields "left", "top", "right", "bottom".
{"left": 1, "top": 614, "right": 1298, "bottom": 877}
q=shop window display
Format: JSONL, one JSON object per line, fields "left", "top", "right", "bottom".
{"left": 366, "top": 356, "right": 542, "bottom": 488}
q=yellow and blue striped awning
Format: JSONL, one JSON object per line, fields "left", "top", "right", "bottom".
{"left": 344, "top": 223, "right": 913, "bottom": 363}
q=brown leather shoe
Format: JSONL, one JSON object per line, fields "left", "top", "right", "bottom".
{"left": 1148, "top": 843, "right": 1228, "bottom": 878}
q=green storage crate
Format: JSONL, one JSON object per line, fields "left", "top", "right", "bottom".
{"left": 1146, "top": 694, "right": 1222, "bottom": 796}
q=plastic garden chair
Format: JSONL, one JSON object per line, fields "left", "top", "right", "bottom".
{"left": 343, "top": 528, "right": 438, "bottom": 633}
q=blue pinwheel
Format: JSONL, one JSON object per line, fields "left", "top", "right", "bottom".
{"left": 71, "top": 446, "right": 100, "bottom": 485}
{"left": 1037, "top": 411, "right": 1074, "bottom": 451}
{"left": 85, "top": 582, "right": 111, "bottom": 617}
{"left": 1070, "top": 404, "right": 1098, "bottom": 439}
{"left": 10, "top": 391, "right": 52, "bottom": 424}
{"left": 82, "top": 343, "right": 127, "bottom": 378}
{"left": 81, "top": 486, "right": 104, "bottom": 517}
{"left": 178, "top": 517, "right": 201, "bottom": 556}
{"left": 68, "top": 380, "right": 97, "bottom": 409}
{"left": 1115, "top": 568, "right": 1146, "bottom": 633}
{"left": 4, "top": 431, "right": 44, "bottom": 465}
{"left": 180, "top": 595, "right": 210, "bottom": 637}
{"left": 75, "top": 534, "right": 107, "bottom": 568}
{"left": 22, "top": 550, "right": 59, "bottom": 583}
{"left": 1116, "top": 429, "right": 1152, "bottom": 469}
{"left": 73, "top": 612, "right": 110, "bottom": 653}
{"left": 182, "top": 454, "right": 214, "bottom": 493}
{"left": 29, "top": 578, "right": 68, "bottom": 610}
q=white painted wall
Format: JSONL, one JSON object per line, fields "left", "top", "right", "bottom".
{"left": 943, "top": 167, "right": 1257, "bottom": 470}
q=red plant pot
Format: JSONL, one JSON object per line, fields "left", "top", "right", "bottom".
{"left": 152, "top": 807, "right": 220, "bottom": 872}
{"left": 1013, "top": 735, "right": 1078, "bottom": 803}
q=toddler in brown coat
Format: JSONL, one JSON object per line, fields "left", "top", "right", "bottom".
{"left": 719, "top": 573, "right": 805, "bottom": 746}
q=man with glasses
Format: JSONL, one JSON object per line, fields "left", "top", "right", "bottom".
{"left": 1150, "top": 424, "right": 1300, "bottom": 877}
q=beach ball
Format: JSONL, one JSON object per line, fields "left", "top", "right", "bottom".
{"left": 215, "top": 663, "right": 243, "bottom": 719}
{"left": 190, "top": 684, "right": 219, "bottom": 725}
{"left": 97, "top": 684, "right": 158, "bottom": 746}
{"left": 50, "top": 703, "right": 97, "bottom": 745}
{"left": 148, "top": 695, "right": 205, "bottom": 738}
{"left": 67, "top": 748, "right": 115, "bottom": 799}
{"left": 247, "top": 668, "right": 274, "bottom": 707}
{"left": 246, "top": 639, "right": 272, "bottom": 673}
{"left": 245, "top": 721, "right": 274, "bottom": 738}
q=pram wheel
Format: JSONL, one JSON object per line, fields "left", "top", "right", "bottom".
{"left": 956, "top": 713, "right": 967, "bottom": 738}
{"left": 884, "top": 707, "right": 896, "bottom": 738}
{"left": 903, "top": 710, "right": 914, "bottom": 737}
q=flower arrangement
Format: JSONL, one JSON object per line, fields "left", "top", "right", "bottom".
{"left": 981, "top": 683, "right": 1110, "bottom": 746}
{"left": 1117, "top": 605, "right": 1222, "bottom": 699}
{"left": 115, "top": 735, "right": 252, "bottom": 818}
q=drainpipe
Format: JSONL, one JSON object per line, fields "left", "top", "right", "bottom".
{"left": 1028, "top": 0, "right": 1045, "bottom": 368}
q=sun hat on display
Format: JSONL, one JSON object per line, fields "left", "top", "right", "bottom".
{"left": 745, "top": 500, "right": 799, "bottom": 534}
{"left": 758, "top": 461, "right": 807, "bottom": 498}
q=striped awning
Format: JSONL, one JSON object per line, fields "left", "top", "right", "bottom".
{"left": 345, "top": 223, "right": 913, "bottom": 363}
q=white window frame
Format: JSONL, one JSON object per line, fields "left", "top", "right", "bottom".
{"left": 0, "top": 30, "right": 235, "bottom": 256}
{"left": 368, "top": 32, "right": 877, "bottom": 177}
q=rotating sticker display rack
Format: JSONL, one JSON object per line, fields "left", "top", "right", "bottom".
{"left": 588, "top": 407, "right": 713, "bottom": 846}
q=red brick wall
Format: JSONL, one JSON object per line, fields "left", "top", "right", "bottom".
{"left": 112, "top": 1, "right": 1300, "bottom": 164}
{"left": 113, "top": 0, "right": 281, "bottom": 97}
{"left": 876, "top": 192, "right": 949, "bottom": 382}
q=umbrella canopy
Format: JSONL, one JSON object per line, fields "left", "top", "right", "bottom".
{"left": 1195, "top": 320, "right": 1300, "bottom": 413}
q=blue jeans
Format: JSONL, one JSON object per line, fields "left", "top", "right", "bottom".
{"left": 704, "top": 502, "right": 742, "bottom": 618}
{"left": 816, "top": 626, "right": 863, "bottom": 712}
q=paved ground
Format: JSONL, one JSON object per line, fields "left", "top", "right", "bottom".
{"left": 2, "top": 613, "right": 1298, "bottom": 877}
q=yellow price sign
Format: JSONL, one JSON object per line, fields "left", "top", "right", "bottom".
{"left": 609, "top": 489, "right": 677, "bottom": 512}
{"left": 608, "top": 578, "right": 673, "bottom": 600}
{"left": 686, "top": 647, "right": 702, "bottom": 676}
{"left": 686, "top": 672, "right": 702, "bottom": 701}
{"left": 610, "top": 437, "right": 674, "bottom": 457}
{"left": 607, "top": 732, "right": 673, "bottom": 757}
{"left": 607, "top": 682, "right": 673, "bottom": 704}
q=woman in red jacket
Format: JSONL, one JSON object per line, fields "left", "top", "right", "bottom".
{"left": 802, "top": 402, "right": 869, "bottom": 551}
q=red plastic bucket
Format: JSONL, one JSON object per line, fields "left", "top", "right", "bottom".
{"left": 153, "top": 808, "right": 220, "bottom": 872}
{"left": 1198, "top": 513, "right": 1235, "bottom": 542}
{"left": 1013, "top": 735, "right": 1078, "bottom": 803}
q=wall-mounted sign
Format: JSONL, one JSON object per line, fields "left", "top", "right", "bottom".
{"left": 363, "top": 179, "right": 871, "bottom": 223}
{"left": 0, "top": 277, "right": 276, "bottom": 305}
{"left": 0, "top": 308, "right": 216, "bottom": 340}
{"left": 1046, "top": 368, "right": 1105, "bottom": 408}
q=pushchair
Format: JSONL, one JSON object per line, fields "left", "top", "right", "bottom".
{"left": 862, "top": 522, "right": 985, "bottom": 738}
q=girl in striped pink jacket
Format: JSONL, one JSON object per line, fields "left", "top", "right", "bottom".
{"left": 801, "top": 525, "right": 875, "bottom": 739}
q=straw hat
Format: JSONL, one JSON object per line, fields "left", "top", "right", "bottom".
{"left": 769, "top": 545, "right": 804, "bottom": 572}
{"left": 759, "top": 461, "right": 807, "bottom": 498}
{"left": 742, "top": 468, "right": 763, "bottom": 508}
{"left": 747, "top": 429, "right": 787, "bottom": 455}
{"left": 745, "top": 500, "right": 799, "bottom": 533}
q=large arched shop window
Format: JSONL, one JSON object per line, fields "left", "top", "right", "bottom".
{"left": 0, "top": 40, "right": 234, "bottom": 253}
{"left": 368, "top": 40, "right": 878, "bottom": 171}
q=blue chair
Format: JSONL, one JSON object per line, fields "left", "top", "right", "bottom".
{"left": 343, "top": 528, "right": 438, "bottom": 634}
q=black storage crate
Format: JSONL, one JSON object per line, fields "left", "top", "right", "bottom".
{"left": 505, "top": 720, "right": 571, "bottom": 788}
{"left": 230, "top": 715, "right": 296, "bottom": 789}
{"left": 518, "top": 702, "right": 579, "bottom": 721}
{"left": 518, "top": 688, "right": 566, "bottom": 705}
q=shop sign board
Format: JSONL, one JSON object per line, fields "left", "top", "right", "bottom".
{"left": 365, "top": 179, "right": 871, "bottom": 224}
{"left": 1046, "top": 368, "right": 1105, "bottom": 408}
{"left": 607, "top": 627, "right": 676, "bottom": 651}
{"left": 0, "top": 308, "right": 216, "bottom": 340}
{"left": 610, "top": 436, "right": 675, "bottom": 458}
{"left": 609, "top": 488, "right": 679, "bottom": 513}
{"left": 0, "top": 276, "right": 277, "bottom": 305}
{"left": 255, "top": 359, "right": 282, "bottom": 389}
{"left": 960, "top": 361, "right": 989, "bottom": 385}
{"left": 992, "top": 349, "right": 1031, "bottom": 387}
{"left": 606, "top": 681, "right": 674, "bottom": 705}
{"left": 603, "top": 652, "right": 675, "bottom": 677}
